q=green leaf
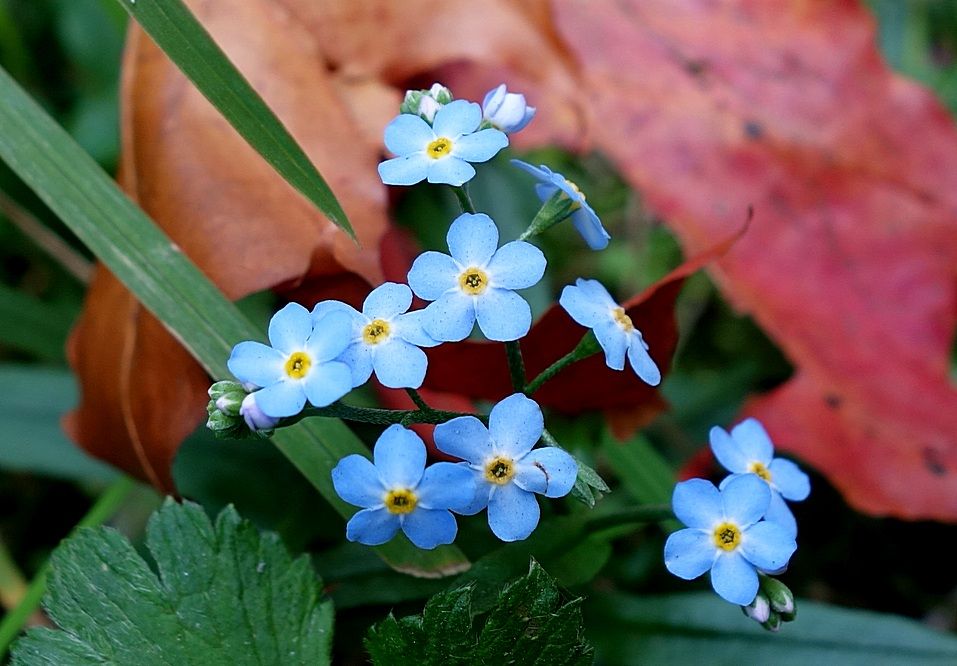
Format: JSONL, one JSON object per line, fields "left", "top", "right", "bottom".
{"left": 0, "top": 364, "right": 119, "bottom": 483}
{"left": 117, "top": 0, "right": 353, "bottom": 238}
{"left": 11, "top": 500, "right": 334, "bottom": 666}
{"left": 587, "top": 592, "right": 957, "bottom": 665}
{"left": 0, "top": 284, "right": 75, "bottom": 361}
{"left": 365, "top": 561, "right": 594, "bottom": 666}
{"left": 0, "top": 64, "right": 467, "bottom": 576}
{"left": 601, "top": 429, "right": 681, "bottom": 532}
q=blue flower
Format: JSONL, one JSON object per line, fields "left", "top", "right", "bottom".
{"left": 331, "top": 425, "right": 476, "bottom": 549}
{"left": 433, "top": 393, "right": 577, "bottom": 542}
{"left": 378, "top": 100, "right": 508, "bottom": 186}
{"left": 408, "top": 213, "right": 546, "bottom": 342}
{"left": 227, "top": 303, "right": 353, "bottom": 417}
{"left": 664, "top": 475, "right": 797, "bottom": 605}
{"left": 559, "top": 278, "right": 660, "bottom": 385}
{"left": 711, "top": 418, "right": 811, "bottom": 538}
{"left": 482, "top": 84, "right": 535, "bottom": 133}
{"left": 511, "top": 159, "right": 610, "bottom": 250}
{"left": 312, "top": 282, "right": 439, "bottom": 390}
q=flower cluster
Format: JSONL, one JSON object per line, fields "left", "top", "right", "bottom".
{"left": 664, "top": 417, "right": 809, "bottom": 621}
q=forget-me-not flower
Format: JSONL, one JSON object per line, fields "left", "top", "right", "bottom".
{"left": 512, "top": 160, "right": 610, "bottom": 250}
{"left": 378, "top": 100, "right": 508, "bottom": 187}
{"left": 559, "top": 278, "right": 660, "bottom": 385}
{"left": 332, "top": 425, "right": 476, "bottom": 549}
{"left": 482, "top": 84, "right": 536, "bottom": 133}
{"left": 239, "top": 392, "right": 279, "bottom": 432}
{"left": 312, "top": 282, "right": 439, "bottom": 390}
{"left": 434, "top": 393, "right": 577, "bottom": 542}
{"left": 664, "top": 475, "right": 797, "bottom": 605}
{"left": 711, "top": 418, "right": 811, "bottom": 538}
{"left": 408, "top": 213, "right": 546, "bottom": 342}
{"left": 227, "top": 303, "right": 353, "bottom": 417}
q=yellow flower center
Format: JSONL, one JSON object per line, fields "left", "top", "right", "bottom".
{"left": 284, "top": 351, "right": 312, "bottom": 380}
{"left": 612, "top": 307, "right": 634, "bottom": 332}
{"left": 484, "top": 456, "right": 515, "bottom": 485}
{"left": 562, "top": 179, "right": 585, "bottom": 210}
{"left": 384, "top": 488, "right": 418, "bottom": 515}
{"left": 362, "top": 319, "right": 391, "bottom": 345}
{"left": 712, "top": 521, "right": 742, "bottom": 552}
{"left": 748, "top": 461, "right": 772, "bottom": 483}
{"left": 458, "top": 267, "right": 489, "bottom": 295}
{"left": 426, "top": 137, "right": 453, "bottom": 159}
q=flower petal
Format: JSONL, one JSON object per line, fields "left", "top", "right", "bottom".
{"left": 559, "top": 283, "right": 608, "bottom": 327}
{"left": 373, "top": 340, "right": 427, "bottom": 389}
{"left": 709, "top": 426, "right": 750, "bottom": 474}
{"left": 393, "top": 310, "right": 440, "bottom": 348}
{"left": 475, "top": 288, "right": 531, "bottom": 341}
{"left": 408, "top": 251, "right": 458, "bottom": 301}
{"left": 306, "top": 311, "right": 353, "bottom": 362}
{"left": 378, "top": 155, "right": 430, "bottom": 186}
{"left": 434, "top": 416, "right": 490, "bottom": 465}
{"left": 740, "top": 520, "right": 797, "bottom": 572}
{"left": 362, "top": 282, "right": 412, "bottom": 319}
{"left": 711, "top": 552, "right": 759, "bottom": 605}
{"left": 575, "top": 278, "right": 618, "bottom": 307}
{"left": 514, "top": 446, "right": 577, "bottom": 498}
{"left": 338, "top": 342, "right": 374, "bottom": 388}
{"left": 627, "top": 335, "right": 661, "bottom": 386}
{"left": 227, "top": 341, "right": 284, "bottom": 387}
{"left": 253, "top": 379, "right": 306, "bottom": 418}
{"left": 426, "top": 157, "right": 476, "bottom": 186}
{"left": 769, "top": 458, "right": 811, "bottom": 501}
{"left": 730, "top": 418, "right": 775, "bottom": 464}
{"left": 374, "top": 424, "right": 426, "bottom": 488}
{"left": 664, "top": 528, "right": 716, "bottom": 580}
{"left": 453, "top": 128, "right": 508, "bottom": 162}
{"left": 302, "top": 360, "right": 353, "bottom": 407}
{"left": 593, "top": 319, "right": 627, "bottom": 371}
{"left": 267, "top": 302, "right": 313, "bottom": 354}
{"left": 401, "top": 509, "right": 459, "bottom": 550}
{"left": 423, "top": 293, "right": 476, "bottom": 342}
{"left": 447, "top": 213, "right": 499, "bottom": 267}
{"left": 570, "top": 207, "right": 610, "bottom": 250}
{"left": 346, "top": 508, "right": 400, "bottom": 546}
{"left": 721, "top": 474, "right": 771, "bottom": 528}
{"left": 332, "top": 455, "right": 384, "bottom": 508}
{"left": 487, "top": 241, "right": 546, "bottom": 290}
{"left": 416, "top": 462, "right": 477, "bottom": 511}
{"left": 457, "top": 479, "right": 493, "bottom": 515}
{"left": 511, "top": 159, "right": 550, "bottom": 181}
{"left": 383, "top": 113, "right": 434, "bottom": 155}
{"left": 432, "top": 99, "right": 481, "bottom": 138}
{"left": 764, "top": 491, "right": 798, "bottom": 538}
{"left": 487, "top": 483, "right": 540, "bottom": 542}
{"left": 488, "top": 393, "right": 544, "bottom": 458}
{"left": 672, "top": 478, "right": 723, "bottom": 529}
{"left": 312, "top": 300, "right": 359, "bottom": 330}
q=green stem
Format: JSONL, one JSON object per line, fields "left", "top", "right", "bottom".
{"left": 404, "top": 388, "right": 431, "bottom": 411}
{"left": 451, "top": 185, "right": 476, "bottom": 214}
{"left": 517, "top": 191, "right": 573, "bottom": 241}
{"left": 504, "top": 341, "right": 527, "bottom": 392}
{"left": 0, "top": 537, "right": 27, "bottom": 612}
{"left": 584, "top": 504, "right": 674, "bottom": 533}
{"left": 524, "top": 331, "right": 601, "bottom": 395}
{"left": 0, "top": 476, "right": 136, "bottom": 656}
{"left": 292, "top": 402, "right": 477, "bottom": 427}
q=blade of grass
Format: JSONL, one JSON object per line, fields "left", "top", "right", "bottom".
{"left": 0, "top": 65, "right": 466, "bottom": 576}
{"left": 116, "top": 0, "right": 354, "bottom": 238}
{"left": 0, "top": 285, "right": 75, "bottom": 361}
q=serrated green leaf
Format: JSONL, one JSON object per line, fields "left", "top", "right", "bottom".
{"left": 11, "top": 500, "right": 333, "bottom": 666}
{"left": 0, "top": 64, "right": 468, "bottom": 577}
{"left": 366, "top": 561, "right": 593, "bottom": 666}
{"left": 587, "top": 592, "right": 957, "bottom": 665}
{"left": 116, "top": 0, "right": 352, "bottom": 237}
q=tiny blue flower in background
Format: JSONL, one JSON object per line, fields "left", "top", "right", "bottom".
{"left": 434, "top": 393, "right": 577, "bottom": 542}
{"left": 408, "top": 213, "right": 546, "bottom": 342}
{"left": 332, "top": 425, "right": 476, "bottom": 549}
{"left": 378, "top": 100, "right": 508, "bottom": 187}
{"left": 512, "top": 159, "right": 610, "bottom": 250}
{"left": 227, "top": 303, "right": 353, "bottom": 417}
{"left": 482, "top": 84, "right": 536, "bottom": 133}
{"left": 711, "top": 418, "right": 811, "bottom": 538}
{"left": 664, "top": 475, "right": 797, "bottom": 606}
{"left": 239, "top": 392, "right": 278, "bottom": 432}
{"left": 312, "top": 282, "right": 439, "bottom": 390}
{"left": 559, "top": 278, "right": 660, "bottom": 386}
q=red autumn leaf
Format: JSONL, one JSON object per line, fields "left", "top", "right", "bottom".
{"left": 538, "top": 0, "right": 957, "bottom": 520}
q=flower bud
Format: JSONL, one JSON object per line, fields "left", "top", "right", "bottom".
{"left": 240, "top": 392, "right": 279, "bottom": 433}
{"left": 760, "top": 576, "right": 796, "bottom": 618}
{"left": 208, "top": 380, "right": 245, "bottom": 402}
{"left": 399, "top": 83, "right": 453, "bottom": 123}
{"left": 482, "top": 84, "right": 535, "bottom": 133}
{"left": 742, "top": 592, "right": 771, "bottom": 624}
